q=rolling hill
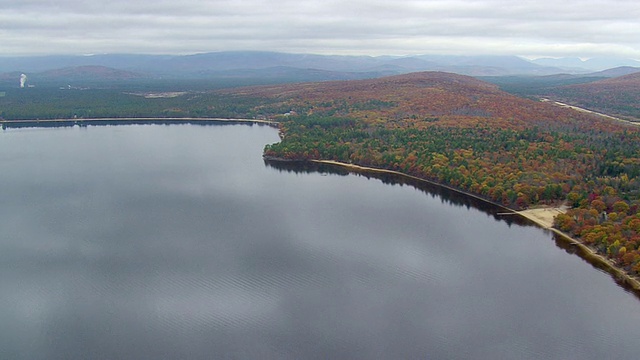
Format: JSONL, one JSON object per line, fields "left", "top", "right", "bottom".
{"left": 587, "top": 66, "right": 640, "bottom": 78}
{"left": 225, "top": 71, "right": 592, "bottom": 128}
{"left": 594, "top": 71, "right": 640, "bottom": 85}
{"left": 544, "top": 71, "right": 640, "bottom": 120}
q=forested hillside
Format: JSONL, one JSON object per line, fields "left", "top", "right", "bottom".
{"left": 228, "top": 72, "right": 640, "bottom": 277}
{"left": 539, "top": 72, "right": 640, "bottom": 121}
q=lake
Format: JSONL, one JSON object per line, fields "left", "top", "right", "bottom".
{"left": 1, "top": 123, "right": 640, "bottom": 359}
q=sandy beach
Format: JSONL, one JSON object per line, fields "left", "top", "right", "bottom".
{"left": 0, "top": 117, "right": 278, "bottom": 125}
{"left": 516, "top": 206, "right": 568, "bottom": 229}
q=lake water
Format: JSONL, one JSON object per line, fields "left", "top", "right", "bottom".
{"left": 1, "top": 123, "right": 640, "bottom": 359}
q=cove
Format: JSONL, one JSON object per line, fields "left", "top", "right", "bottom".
{"left": 1, "top": 123, "right": 640, "bottom": 359}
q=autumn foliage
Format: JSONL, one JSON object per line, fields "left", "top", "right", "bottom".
{"left": 545, "top": 71, "right": 640, "bottom": 121}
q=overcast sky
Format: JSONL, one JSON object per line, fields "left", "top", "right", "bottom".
{"left": 1, "top": 0, "right": 638, "bottom": 59}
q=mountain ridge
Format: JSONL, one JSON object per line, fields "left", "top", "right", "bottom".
{"left": 531, "top": 57, "right": 640, "bottom": 72}
{"left": 3, "top": 51, "right": 633, "bottom": 80}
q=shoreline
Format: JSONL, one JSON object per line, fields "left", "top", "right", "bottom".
{"left": 312, "top": 160, "right": 507, "bottom": 207}
{"left": 310, "top": 159, "right": 640, "bottom": 294}
{"left": 0, "top": 117, "right": 278, "bottom": 126}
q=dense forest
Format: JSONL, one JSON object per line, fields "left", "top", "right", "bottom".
{"left": 3, "top": 71, "right": 640, "bottom": 278}
{"left": 0, "top": 87, "right": 270, "bottom": 120}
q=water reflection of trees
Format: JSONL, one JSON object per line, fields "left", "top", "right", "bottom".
{"left": 264, "top": 159, "right": 535, "bottom": 228}
{"left": 264, "top": 159, "right": 350, "bottom": 176}
{"left": 266, "top": 158, "right": 640, "bottom": 298}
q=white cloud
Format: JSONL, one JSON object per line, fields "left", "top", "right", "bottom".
{"left": 0, "top": 0, "right": 638, "bottom": 58}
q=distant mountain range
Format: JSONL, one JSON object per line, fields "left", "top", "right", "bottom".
{"left": 531, "top": 57, "right": 640, "bottom": 72}
{"left": 0, "top": 51, "right": 638, "bottom": 92}
{"left": 0, "top": 51, "right": 548, "bottom": 78}
{"left": 2, "top": 51, "right": 639, "bottom": 86}
{"left": 585, "top": 66, "right": 640, "bottom": 78}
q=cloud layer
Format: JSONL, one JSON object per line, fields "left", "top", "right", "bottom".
{"left": 1, "top": 0, "right": 638, "bottom": 58}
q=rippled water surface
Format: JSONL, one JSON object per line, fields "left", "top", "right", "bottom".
{"left": 2, "top": 123, "right": 640, "bottom": 359}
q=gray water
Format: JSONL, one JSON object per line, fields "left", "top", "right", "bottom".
{"left": 1, "top": 123, "right": 640, "bottom": 360}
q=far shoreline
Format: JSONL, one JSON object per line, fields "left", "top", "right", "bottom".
{"left": 0, "top": 117, "right": 279, "bottom": 127}
{"left": 307, "top": 159, "right": 640, "bottom": 295}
